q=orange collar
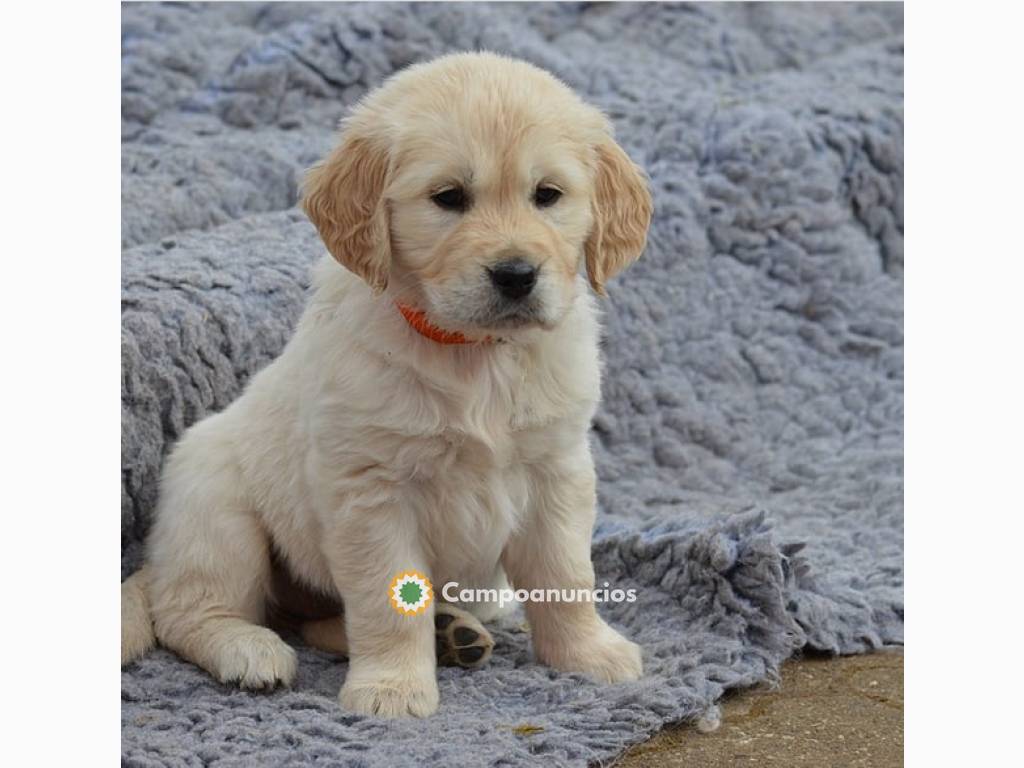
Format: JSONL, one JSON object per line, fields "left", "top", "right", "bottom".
{"left": 396, "top": 303, "right": 493, "bottom": 345}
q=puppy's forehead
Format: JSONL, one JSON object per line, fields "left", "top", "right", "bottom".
{"left": 370, "top": 55, "right": 605, "bottom": 155}
{"left": 394, "top": 112, "right": 585, "bottom": 180}
{"left": 378, "top": 67, "right": 601, "bottom": 192}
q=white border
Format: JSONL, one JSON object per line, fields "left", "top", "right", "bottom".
{"left": 10, "top": 0, "right": 1024, "bottom": 764}
{"left": 5, "top": 0, "right": 120, "bottom": 763}
{"left": 908, "top": 0, "right": 1024, "bottom": 765}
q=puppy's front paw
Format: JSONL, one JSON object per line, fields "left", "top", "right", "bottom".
{"left": 538, "top": 622, "right": 642, "bottom": 684}
{"left": 340, "top": 672, "right": 439, "bottom": 718}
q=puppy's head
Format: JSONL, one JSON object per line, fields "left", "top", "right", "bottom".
{"left": 303, "top": 53, "right": 652, "bottom": 335}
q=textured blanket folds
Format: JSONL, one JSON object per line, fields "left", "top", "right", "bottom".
{"left": 121, "top": 3, "right": 903, "bottom": 766}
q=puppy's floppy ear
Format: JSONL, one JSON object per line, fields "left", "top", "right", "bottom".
{"left": 302, "top": 129, "right": 392, "bottom": 292}
{"left": 584, "top": 141, "right": 653, "bottom": 296}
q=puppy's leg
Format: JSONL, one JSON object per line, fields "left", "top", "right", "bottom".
{"left": 121, "top": 566, "right": 156, "bottom": 665}
{"left": 325, "top": 502, "right": 438, "bottom": 718}
{"left": 504, "top": 445, "right": 642, "bottom": 683}
{"left": 147, "top": 425, "right": 296, "bottom": 690}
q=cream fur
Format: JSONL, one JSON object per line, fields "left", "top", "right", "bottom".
{"left": 122, "top": 52, "right": 652, "bottom": 718}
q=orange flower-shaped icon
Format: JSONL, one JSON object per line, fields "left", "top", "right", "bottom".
{"left": 388, "top": 570, "right": 434, "bottom": 616}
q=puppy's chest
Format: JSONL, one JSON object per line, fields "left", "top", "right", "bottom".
{"left": 431, "top": 365, "right": 567, "bottom": 469}
{"left": 417, "top": 397, "right": 544, "bottom": 485}
{"left": 416, "top": 427, "right": 526, "bottom": 562}
{"left": 408, "top": 369, "right": 572, "bottom": 558}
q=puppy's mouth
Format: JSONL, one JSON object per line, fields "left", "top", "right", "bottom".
{"left": 422, "top": 280, "right": 561, "bottom": 334}
{"left": 479, "top": 299, "right": 545, "bottom": 329}
{"left": 429, "top": 301, "right": 549, "bottom": 335}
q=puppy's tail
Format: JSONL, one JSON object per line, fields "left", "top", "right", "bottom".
{"left": 121, "top": 565, "right": 156, "bottom": 665}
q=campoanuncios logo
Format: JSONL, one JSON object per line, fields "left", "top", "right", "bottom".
{"left": 388, "top": 570, "right": 434, "bottom": 616}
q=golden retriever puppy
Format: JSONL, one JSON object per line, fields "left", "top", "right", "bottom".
{"left": 121, "top": 51, "right": 653, "bottom": 718}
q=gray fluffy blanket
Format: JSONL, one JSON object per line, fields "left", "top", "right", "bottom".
{"left": 121, "top": 3, "right": 904, "bottom": 766}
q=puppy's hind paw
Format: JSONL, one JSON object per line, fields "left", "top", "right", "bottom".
{"left": 434, "top": 603, "right": 494, "bottom": 669}
{"left": 212, "top": 626, "right": 297, "bottom": 691}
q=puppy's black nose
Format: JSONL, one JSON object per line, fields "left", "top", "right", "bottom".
{"left": 488, "top": 259, "right": 537, "bottom": 300}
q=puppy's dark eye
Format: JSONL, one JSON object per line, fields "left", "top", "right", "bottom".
{"left": 431, "top": 187, "right": 468, "bottom": 212}
{"left": 534, "top": 185, "right": 562, "bottom": 207}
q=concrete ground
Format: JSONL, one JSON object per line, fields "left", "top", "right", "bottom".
{"left": 616, "top": 650, "right": 903, "bottom": 767}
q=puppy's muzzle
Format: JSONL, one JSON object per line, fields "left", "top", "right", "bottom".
{"left": 487, "top": 259, "right": 538, "bottom": 300}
